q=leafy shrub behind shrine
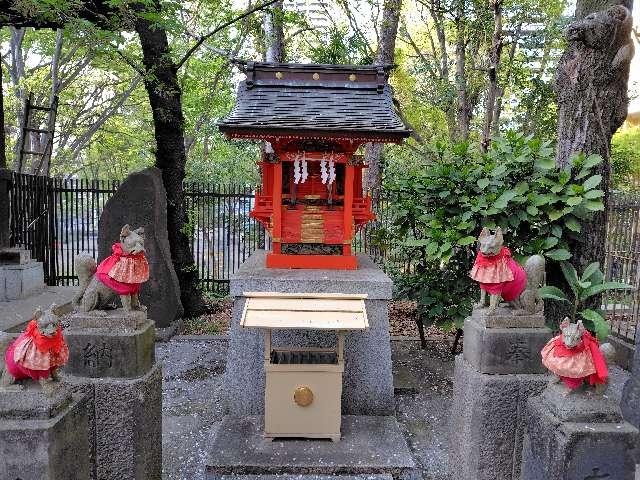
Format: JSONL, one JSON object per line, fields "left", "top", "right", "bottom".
{"left": 380, "top": 131, "right": 606, "bottom": 329}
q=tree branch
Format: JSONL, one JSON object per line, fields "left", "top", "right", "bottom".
{"left": 176, "top": 0, "right": 280, "bottom": 70}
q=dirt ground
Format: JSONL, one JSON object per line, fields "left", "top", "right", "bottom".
{"left": 182, "top": 297, "right": 456, "bottom": 341}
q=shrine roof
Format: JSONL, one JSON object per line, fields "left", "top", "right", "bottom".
{"left": 218, "top": 62, "right": 412, "bottom": 142}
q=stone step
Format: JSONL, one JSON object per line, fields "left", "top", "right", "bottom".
{"left": 206, "top": 416, "right": 416, "bottom": 480}
{"left": 213, "top": 475, "right": 394, "bottom": 480}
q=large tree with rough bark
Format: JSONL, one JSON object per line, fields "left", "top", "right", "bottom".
{"left": 0, "top": 0, "right": 276, "bottom": 316}
{"left": 547, "top": 0, "right": 634, "bottom": 321}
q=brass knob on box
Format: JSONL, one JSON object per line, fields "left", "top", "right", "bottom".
{"left": 293, "top": 386, "right": 314, "bottom": 407}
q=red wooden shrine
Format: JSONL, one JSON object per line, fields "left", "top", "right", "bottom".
{"left": 219, "top": 62, "right": 410, "bottom": 269}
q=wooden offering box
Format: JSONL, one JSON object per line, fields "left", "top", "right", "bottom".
{"left": 219, "top": 62, "right": 411, "bottom": 269}
{"left": 240, "top": 292, "right": 369, "bottom": 441}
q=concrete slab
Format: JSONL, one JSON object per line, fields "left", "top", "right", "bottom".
{"left": 206, "top": 415, "right": 416, "bottom": 478}
{"left": 0, "top": 285, "right": 75, "bottom": 331}
{"left": 229, "top": 250, "right": 392, "bottom": 300}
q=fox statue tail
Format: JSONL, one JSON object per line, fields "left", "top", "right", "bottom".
{"left": 73, "top": 253, "right": 97, "bottom": 305}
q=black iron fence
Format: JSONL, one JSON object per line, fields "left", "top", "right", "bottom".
{"left": 7, "top": 172, "right": 640, "bottom": 342}
{"left": 7, "top": 173, "right": 394, "bottom": 292}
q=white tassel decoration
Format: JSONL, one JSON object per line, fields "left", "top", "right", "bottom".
{"left": 293, "top": 156, "right": 301, "bottom": 184}
{"left": 301, "top": 157, "right": 309, "bottom": 183}
{"left": 328, "top": 160, "right": 336, "bottom": 185}
{"left": 320, "top": 156, "right": 328, "bottom": 184}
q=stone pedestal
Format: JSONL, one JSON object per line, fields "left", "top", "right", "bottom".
{"left": 63, "top": 309, "right": 162, "bottom": 480}
{"left": 450, "top": 307, "right": 552, "bottom": 480}
{"left": 206, "top": 415, "right": 418, "bottom": 479}
{"left": 521, "top": 383, "right": 640, "bottom": 479}
{"left": 621, "top": 324, "right": 640, "bottom": 429}
{"left": 0, "top": 249, "right": 45, "bottom": 301}
{"left": 0, "top": 382, "right": 91, "bottom": 479}
{"left": 224, "top": 250, "right": 394, "bottom": 416}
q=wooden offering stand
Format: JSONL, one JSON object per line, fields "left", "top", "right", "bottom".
{"left": 240, "top": 292, "right": 369, "bottom": 441}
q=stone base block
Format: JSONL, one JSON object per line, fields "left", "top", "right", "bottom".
{"left": 450, "top": 356, "right": 548, "bottom": 480}
{"left": 224, "top": 252, "right": 394, "bottom": 416}
{"left": 0, "top": 383, "right": 91, "bottom": 480}
{"left": 463, "top": 314, "right": 552, "bottom": 374}
{"left": 471, "top": 305, "right": 545, "bottom": 328}
{"left": 0, "top": 261, "right": 44, "bottom": 301}
{"left": 521, "top": 383, "right": 640, "bottom": 480}
{"left": 206, "top": 415, "right": 417, "bottom": 479}
{"left": 63, "top": 313, "right": 155, "bottom": 378}
{"left": 0, "top": 247, "right": 31, "bottom": 265}
{"left": 64, "top": 363, "right": 162, "bottom": 480}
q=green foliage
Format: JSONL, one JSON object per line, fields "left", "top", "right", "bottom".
{"left": 381, "top": 132, "right": 606, "bottom": 328}
{"left": 539, "top": 262, "right": 632, "bottom": 340}
{"left": 611, "top": 126, "right": 640, "bottom": 191}
{"left": 306, "top": 26, "right": 374, "bottom": 65}
{"left": 394, "top": 255, "right": 477, "bottom": 330}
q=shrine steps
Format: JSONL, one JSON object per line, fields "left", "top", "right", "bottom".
{"left": 205, "top": 415, "right": 419, "bottom": 480}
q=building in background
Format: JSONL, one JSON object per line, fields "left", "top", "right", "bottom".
{"left": 284, "top": 0, "right": 331, "bottom": 29}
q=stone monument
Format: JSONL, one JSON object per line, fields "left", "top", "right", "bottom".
{"left": 97, "top": 167, "right": 183, "bottom": 335}
{"left": 0, "top": 305, "right": 91, "bottom": 479}
{"left": 450, "top": 227, "right": 552, "bottom": 480}
{"left": 521, "top": 323, "right": 640, "bottom": 479}
{"left": 64, "top": 225, "right": 162, "bottom": 480}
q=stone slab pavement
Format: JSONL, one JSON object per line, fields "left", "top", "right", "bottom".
{"left": 159, "top": 338, "right": 455, "bottom": 480}
{"left": 0, "top": 285, "right": 75, "bottom": 331}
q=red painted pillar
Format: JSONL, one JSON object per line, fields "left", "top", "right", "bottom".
{"left": 272, "top": 161, "right": 282, "bottom": 254}
{"left": 343, "top": 164, "right": 354, "bottom": 256}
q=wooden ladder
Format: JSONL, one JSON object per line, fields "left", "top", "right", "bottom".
{"left": 17, "top": 92, "right": 59, "bottom": 175}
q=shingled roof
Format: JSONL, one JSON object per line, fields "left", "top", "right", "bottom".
{"left": 218, "top": 62, "right": 411, "bottom": 143}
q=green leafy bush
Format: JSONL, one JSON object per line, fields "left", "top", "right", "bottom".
{"left": 539, "top": 262, "right": 631, "bottom": 341}
{"left": 381, "top": 131, "right": 606, "bottom": 328}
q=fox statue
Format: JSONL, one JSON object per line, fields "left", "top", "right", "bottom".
{"left": 470, "top": 227, "right": 545, "bottom": 315}
{"left": 74, "top": 224, "right": 149, "bottom": 313}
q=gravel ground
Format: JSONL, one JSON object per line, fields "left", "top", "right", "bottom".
{"left": 158, "top": 337, "right": 455, "bottom": 480}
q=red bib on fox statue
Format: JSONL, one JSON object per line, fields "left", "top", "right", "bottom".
{"left": 542, "top": 326, "right": 608, "bottom": 389}
{"left": 96, "top": 242, "right": 149, "bottom": 295}
{"left": 470, "top": 247, "right": 527, "bottom": 302}
{"left": 4, "top": 319, "right": 69, "bottom": 381}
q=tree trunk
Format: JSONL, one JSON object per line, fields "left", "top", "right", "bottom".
{"left": 548, "top": 0, "right": 634, "bottom": 324}
{"left": 481, "top": 0, "right": 503, "bottom": 152}
{"left": 364, "top": 0, "right": 402, "bottom": 191}
{"left": 454, "top": 0, "right": 470, "bottom": 142}
{"left": 135, "top": 13, "right": 206, "bottom": 317}
{"left": 263, "top": 0, "right": 285, "bottom": 62}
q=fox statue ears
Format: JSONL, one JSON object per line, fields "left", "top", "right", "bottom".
{"left": 560, "top": 317, "right": 570, "bottom": 329}
{"left": 120, "top": 225, "right": 144, "bottom": 239}
{"left": 120, "top": 224, "right": 131, "bottom": 239}
{"left": 478, "top": 226, "right": 503, "bottom": 241}
{"left": 577, "top": 320, "right": 585, "bottom": 333}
